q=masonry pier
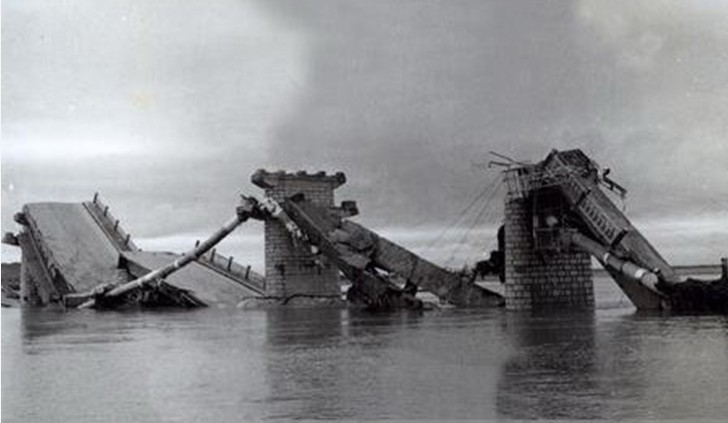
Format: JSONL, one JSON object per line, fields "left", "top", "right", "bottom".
{"left": 251, "top": 170, "right": 345, "bottom": 300}
{"left": 504, "top": 193, "right": 594, "bottom": 310}
{"left": 3, "top": 149, "right": 726, "bottom": 313}
{"left": 495, "top": 149, "right": 726, "bottom": 313}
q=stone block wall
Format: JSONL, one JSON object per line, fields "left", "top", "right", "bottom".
{"left": 504, "top": 196, "right": 594, "bottom": 310}
{"left": 252, "top": 170, "right": 345, "bottom": 298}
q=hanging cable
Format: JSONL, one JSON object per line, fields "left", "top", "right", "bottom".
{"left": 444, "top": 178, "right": 504, "bottom": 267}
{"left": 475, "top": 218, "right": 503, "bottom": 263}
{"left": 444, "top": 180, "right": 502, "bottom": 267}
{"left": 421, "top": 176, "right": 501, "bottom": 253}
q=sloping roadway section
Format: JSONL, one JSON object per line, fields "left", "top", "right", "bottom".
{"left": 545, "top": 149, "right": 726, "bottom": 312}
{"left": 276, "top": 196, "right": 504, "bottom": 307}
{"left": 20, "top": 200, "right": 262, "bottom": 307}
{"left": 23, "top": 203, "right": 124, "bottom": 295}
{"left": 121, "top": 251, "right": 262, "bottom": 306}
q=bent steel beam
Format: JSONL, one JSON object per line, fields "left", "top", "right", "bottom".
{"left": 78, "top": 205, "right": 253, "bottom": 309}
{"left": 564, "top": 231, "right": 667, "bottom": 309}
{"left": 543, "top": 150, "right": 680, "bottom": 287}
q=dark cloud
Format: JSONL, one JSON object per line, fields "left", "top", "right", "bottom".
{"left": 258, "top": 0, "right": 728, "bottom": 229}
{"left": 3, "top": 1, "right": 727, "bottom": 265}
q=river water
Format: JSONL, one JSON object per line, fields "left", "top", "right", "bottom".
{"left": 2, "top": 277, "right": 727, "bottom": 421}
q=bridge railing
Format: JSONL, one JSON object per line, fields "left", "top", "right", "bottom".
{"left": 503, "top": 166, "right": 536, "bottom": 199}
{"left": 197, "top": 246, "right": 266, "bottom": 293}
{"left": 505, "top": 155, "right": 624, "bottom": 246}
{"left": 543, "top": 156, "right": 623, "bottom": 245}
{"left": 84, "top": 194, "right": 139, "bottom": 252}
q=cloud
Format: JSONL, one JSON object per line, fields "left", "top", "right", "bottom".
{"left": 251, "top": 0, "right": 728, "bottom": 264}
{"left": 2, "top": 0, "right": 305, "bottom": 239}
{"left": 2, "top": 1, "right": 727, "bottom": 266}
{"left": 256, "top": 1, "right": 728, "bottom": 226}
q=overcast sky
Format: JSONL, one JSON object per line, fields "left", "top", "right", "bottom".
{"left": 2, "top": 0, "right": 727, "bottom": 270}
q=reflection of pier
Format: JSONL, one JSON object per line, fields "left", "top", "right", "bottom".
{"left": 590, "top": 313, "right": 728, "bottom": 420}
{"left": 263, "top": 309, "right": 508, "bottom": 419}
{"left": 496, "top": 310, "right": 728, "bottom": 420}
{"left": 496, "top": 310, "right": 601, "bottom": 419}
{"left": 263, "top": 308, "right": 349, "bottom": 419}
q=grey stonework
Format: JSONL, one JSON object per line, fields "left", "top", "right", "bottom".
{"left": 504, "top": 195, "right": 594, "bottom": 310}
{"left": 252, "top": 170, "right": 345, "bottom": 297}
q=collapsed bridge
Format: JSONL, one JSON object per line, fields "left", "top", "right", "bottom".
{"left": 246, "top": 169, "right": 504, "bottom": 309}
{"left": 498, "top": 149, "right": 727, "bottom": 313}
{"left": 4, "top": 149, "right": 726, "bottom": 313}
{"left": 5, "top": 195, "right": 265, "bottom": 308}
{"left": 4, "top": 172, "right": 504, "bottom": 310}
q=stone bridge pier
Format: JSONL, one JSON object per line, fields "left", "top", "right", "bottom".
{"left": 252, "top": 170, "right": 346, "bottom": 299}
{"left": 503, "top": 173, "right": 594, "bottom": 310}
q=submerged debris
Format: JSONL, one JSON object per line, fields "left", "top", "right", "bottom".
{"left": 1, "top": 263, "right": 21, "bottom": 307}
{"left": 662, "top": 275, "right": 728, "bottom": 314}
{"left": 4, "top": 160, "right": 725, "bottom": 315}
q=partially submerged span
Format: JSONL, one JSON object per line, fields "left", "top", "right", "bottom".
{"left": 5, "top": 174, "right": 502, "bottom": 310}
{"left": 498, "top": 149, "right": 726, "bottom": 313}
{"left": 3, "top": 149, "right": 726, "bottom": 313}
{"left": 6, "top": 196, "right": 264, "bottom": 308}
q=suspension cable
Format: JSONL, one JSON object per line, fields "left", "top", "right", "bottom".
{"left": 444, "top": 178, "right": 504, "bottom": 267}
{"left": 421, "top": 176, "right": 500, "bottom": 252}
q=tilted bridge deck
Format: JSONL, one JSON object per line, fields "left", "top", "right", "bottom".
{"left": 17, "top": 197, "right": 264, "bottom": 307}
{"left": 269, "top": 196, "right": 504, "bottom": 307}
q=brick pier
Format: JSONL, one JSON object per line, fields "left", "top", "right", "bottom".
{"left": 503, "top": 193, "right": 594, "bottom": 310}
{"left": 252, "top": 170, "right": 345, "bottom": 298}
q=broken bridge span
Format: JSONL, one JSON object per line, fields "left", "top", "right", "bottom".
{"left": 4, "top": 149, "right": 726, "bottom": 313}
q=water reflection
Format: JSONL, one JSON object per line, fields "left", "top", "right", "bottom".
{"left": 262, "top": 308, "right": 507, "bottom": 419}
{"left": 496, "top": 310, "right": 601, "bottom": 419}
{"left": 19, "top": 308, "right": 149, "bottom": 343}
{"left": 495, "top": 309, "right": 728, "bottom": 420}
{"left": 264, "top": 308, "right": 350, "bottom": 419}
{"left": 262, "top": 308, "right": 432, "bottom": 419}
{"left": 3, "top": 303, "right": 727, "bottom": 421}
{"left": 593, "top": 312, "right": 728, "bottom": 420}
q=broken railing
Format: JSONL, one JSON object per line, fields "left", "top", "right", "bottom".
{"left": 197, "top": 247, "right": 266, "bottom": 293}
{"left": 84, "top": 193, "right": 139, "bottom": 252}
{"left": 78, "top": 200, "right": 262, "bottom": 309}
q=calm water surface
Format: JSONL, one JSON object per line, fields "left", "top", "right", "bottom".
{"left": 3, "top": 278, "right": 727, "bottom": 421}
